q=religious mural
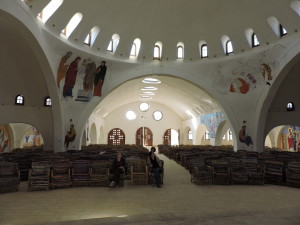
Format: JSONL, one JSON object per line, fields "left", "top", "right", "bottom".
{"left": 212, "top": 50, "right": 279, "bottom": 95}
{"left": 22, "top": 127, "right": 44, "bottom": 148}
{"left": 281, "top": 126, "right": 300, "bottom": 152}
{"left": 200, "top": 112, "right": 225, "bottom": 138}
{"left": 57, "top": 52, "right": 107, "bottom": 102}
{"left": 0, "top": 125, "right": 10, "bottom": 153}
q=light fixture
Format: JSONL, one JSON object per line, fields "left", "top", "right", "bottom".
{"left": 140, "top": 92, "right": 155, "bottom": 96}
{"left": 142, "top": 78, "right": 161, "bottom": 84}
{"left": 141, "top": 86, "right": 158, "bottom": 91}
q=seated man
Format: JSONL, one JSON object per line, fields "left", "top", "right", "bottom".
{"left": 109, "top": 151, "right": 127, "bottom": 187}
{"left": 147, "top": 148, "right": 163, "bottom": 188}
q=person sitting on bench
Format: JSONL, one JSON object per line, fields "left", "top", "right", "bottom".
{"left": 147, "top": 149, "right": 162, "bottom": 188}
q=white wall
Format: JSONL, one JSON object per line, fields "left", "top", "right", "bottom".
{"left": 103, "top": 101, "right": 183, "bottom": 145}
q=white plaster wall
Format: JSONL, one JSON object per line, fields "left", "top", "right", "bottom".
{"left": 103, "top": 102, "right": 183, "bottom": 145}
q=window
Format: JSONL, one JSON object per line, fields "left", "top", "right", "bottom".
{"left": 177, "top": 45, "right": 184, "bottom": 59}
{"left": 222, "top": 134, "right": 226, "bottom": 140}
{"left": 226, "top": 41, "right": 233, "bottom": 55}
{"left": 15, "top": 95, "right": 24, "bottom": 105}
{"left": 38, "top": 0, "right": 64, "bottom": 23}
{"left": 287, "top": 102, "right": 295, "bottom": 111}
{"left": 84, "top": 32, "right": 91, "bottom": 46}
{"left": 61, "top": 12, "right": 83, "bottom": 39}
{"left": 201, "top": 44, "right": 208, "bottom": 58}
{"left": 130, "top": 43, "right": 137, "bottom": 56}
{"left": 154, "top": 45, "right": 161, "bottom": 60}
{"left": 188, "top": 130, "right": 193, "bottom": 140}
{"left": 140, "top": 102, "right": 149, "bottom": 112}
{"left": 107, "top": 34, "right": 120, "bottom": 53}
{"left": 44, "top": 97, "right": 52, "bottom": 107}
{"left": 279, "top": 24, "right": 287, "bottom": 37}
{"left": 252, "top": 33, "right": 260, "bottom": 47}
{"left": 153, "top": 111, "right": 163, "bottom": 121}
{"left": 126, "top": 110, "right": 136, "bottom": 120}
{"left": 228, "top": 130, "right": 233, "bottom": 141}
{"left": 205, "top": 131, "right": 210, "bottom": 140}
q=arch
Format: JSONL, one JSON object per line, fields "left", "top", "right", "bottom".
{"left": 61, "top": 12, "right": 83, "bottom": 39}
{"left": 0, "top": 8, "right": 63, "bottom": 151}
{"left": 81, "top": 129, "right": 87, "bottom": 147}
{"left": 19, "top": 124, "right": 44, "bottom": 148}
{"left": 38, "top": 0, "right": 63, "bottom": 23}
{"left": 136, "top": 127, "right": 153, "bottom": 146}
{"left": 90, "top": 123, "right": 97, "bottom": 144}
{"left": 177, "top": 42, "right": 184, "bottom": 59}
{"left": 215, "top": 120, "right": 226, "bottom": 146}
{"left": 108, "top": 128, "right": 125, "bottom": 145}
{"left": 163, "top": 129, "right": 179, "bottom": 146}
{"left": 107, "top": 33, "right": 120, "bottom": 53}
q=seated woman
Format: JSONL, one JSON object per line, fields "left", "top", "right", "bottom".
{"left": 147, "top": 149, "right": 162, "bottom": 188}
{"left": 110, "top": 151, "right": 127, "bottom": 187}
{"left": 239, "top": 125, "right": 253, "bottom": 146}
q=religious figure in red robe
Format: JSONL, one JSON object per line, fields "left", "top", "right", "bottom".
{"left": 63, "top": 57, "right": 81, "bottom": 98}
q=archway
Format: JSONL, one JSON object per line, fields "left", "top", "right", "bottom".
{"left": 136, "top": 127, "right": 153, "bottom": 146}
{"left": 265, "top": 135, "right": 272, "bottom": 148}
{"left": 90, "top": 123, "right": 97, "bottom": 144}
{"left": 108, "top": 128, "right": 125, "bottom": 145}
{"left": 182, "top": 126, "right": 192, "bottom": 145}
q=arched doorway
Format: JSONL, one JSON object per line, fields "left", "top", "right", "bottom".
{"left": 163, "top": 129, "right": 179, "bottom": 146}
{"left": 108, "top": 128, "right": 125, "bottom": 145}
{"left": 136, "top": 127, "right": 153, "bottom": 146}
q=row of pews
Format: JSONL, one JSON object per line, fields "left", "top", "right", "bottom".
{"left": 159, "top": 145, "right": 300, "bottom": 187}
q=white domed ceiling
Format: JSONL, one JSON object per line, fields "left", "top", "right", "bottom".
{"left": 93, "top": 76, "right": 220, "bottom": 120}
{"left": 26, "top": 0, "right": 299, "bottom": 60}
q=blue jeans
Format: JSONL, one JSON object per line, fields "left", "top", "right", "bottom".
{"left": 151, "top": 167, "right": 161, "bottom": 186}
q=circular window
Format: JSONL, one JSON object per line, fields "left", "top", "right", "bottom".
{"left": 140, "top": 102, "right": 149, "bottom": 112}
{"left": 142, "top": 78, "right": 161, "bottom": 84}
{"left": 126, "top": 110, "right": 136, "bottom": 120}
{"left": 153, "top": 110, "right": 163, "bottom": 121}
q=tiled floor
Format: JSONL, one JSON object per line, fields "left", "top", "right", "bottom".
{"left": 0, "top": 154, "right": 300, "bottom": 225}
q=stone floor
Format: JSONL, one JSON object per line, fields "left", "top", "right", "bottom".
{"left": 0, "top": 154, "right": 300, "bottom": 225}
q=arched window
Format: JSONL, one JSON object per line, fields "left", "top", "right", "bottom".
{"left": 154, "top": 45, "right": 161, "bottom": 60}
{"left": 205, "top": 131, "right": 210, "bottom": 140}
{"left": 84, "top": 32, "right": 91, "bottom": 46}
{"left": 130, "top": 43, "right": 137, "bottom": 56}
{"left": 15, "top": 95, "right": 24, "bottom": 105}
{"left": 38, "top": 0, "right": 64, "bottom": 23}
{"left": 188, "top": 130, "right": 193, "bottom": 140}
{"left": 44, "top": 96, "right": 52, "bottom": 107}
{"left": 107, "top": 34, "right": 120, "bottom": 53}
{"left": 153, "top": 41, "right": 162, "bottom": 60}
{"left": 177, "top": 45, "right": 184, "bottom": 59}
{"left": 228, "top": 130, "right": 233, "bottom": 141}
{"left": 61, "top": 12, "right": 83, "bottom": 39}
{"left": 201, "top": 44, "right": 208, "bottom": 58}
{"left": 226, "top": 40, "right": 233, "bottom": 55}
{"left": 279, "top": 24, "right": 287, "bottom": 37}
{"left": 252, "top": 33, "right": 260, "bottom": 47}
{"left": 287, "top": 102, "right": 295, "bottom": 111}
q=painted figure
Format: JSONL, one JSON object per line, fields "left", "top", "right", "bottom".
{"left": 94, "top": 61, "right": 107, "bottom": 97}
{"left": 63, "top": 57, "right": 81, "bottom": 98}
{"left": 64, "top": 124, "right": 76, "bottom": 149}
{"left": 83, "top": 59, "right": 97, "bottom": 95}
{"left": 56, "top": 51, "right": 72, "bottom": 88}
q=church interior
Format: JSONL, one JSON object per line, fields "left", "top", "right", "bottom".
{"left": 1, "top": 0, "right": 300, "bottom": 224}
